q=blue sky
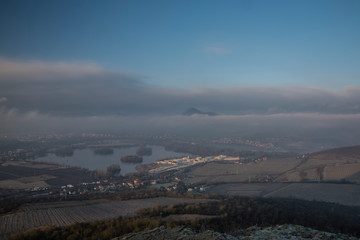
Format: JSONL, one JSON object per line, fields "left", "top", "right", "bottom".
{"left": 1, "top": 0, "right": 359, "bottom": 88}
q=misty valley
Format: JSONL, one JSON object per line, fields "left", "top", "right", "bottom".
{"left": 1, "top": 0, "right": 360, "bottom": 239}
{"left": 0, "top": 133, "right": 359, "bottom": 240}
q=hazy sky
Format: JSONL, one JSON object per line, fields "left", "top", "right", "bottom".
{"left": 1, "top": 0, "right": 360, "bottom": 88}
{"left": 0, "top": 0, "right": 360, "bottom": 144}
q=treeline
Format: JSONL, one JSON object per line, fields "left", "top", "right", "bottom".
{"left": 9, "top": 196, "right": 360, "bottom": 240}
{"left": 140, "top": 197, "right": 360, "bottom": 235}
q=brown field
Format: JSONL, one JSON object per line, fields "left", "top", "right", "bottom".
{"left": 277, "top": 162, "right": 360, "bottom": 183}
{"left": 206, "top": 183, "right": 289, "bottom": 197}
{"left": 281, "top": 145, "right": 360, "bottom": 182}
{"left": 0, "top": 162, "right": 95, "bottom": 188}
{"left": 281, "top": 163, "right": 360, "bottom": 183}
{"left": 186, "top": 145, "right": 360, "bottom": 184}
{"left": 0, "top": 197, "right": 211, "bottom": 238}
{"left": 325, "top": 163, "right": 360, "bottom": 181}
{"left": 0, "top": 175, "right": 56, "bottom": 189}
{"left": 280, "top": 168, "right": 320, "bottom": 182}
{"left": 187, "top": 157, "right": 301, "bottom": 184}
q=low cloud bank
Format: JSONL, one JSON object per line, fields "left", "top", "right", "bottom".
{"left": 1, "top": 58, "right": 360, "bottom": 117}
{"left": 1, "top": 107, "right": 360, "bottom": 138}
{"left": 1, "top": 57, "right": 360, "bottom": 150}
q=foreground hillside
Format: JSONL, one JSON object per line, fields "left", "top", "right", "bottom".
{"left": 0, "top": 197, "right": 209, "bottom": 239}
{"left": 8, "top": 195, "right": 360, "bottom": 240}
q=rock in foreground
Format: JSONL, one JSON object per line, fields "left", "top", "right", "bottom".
{"left": 115, "top": 224, "right": 358, "bottom": 240}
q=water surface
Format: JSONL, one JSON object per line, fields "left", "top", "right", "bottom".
{"left": 35, "top": 145, "right": 188, "bottom": 175}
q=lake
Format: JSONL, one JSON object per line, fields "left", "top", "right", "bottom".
{"left": 34, "top": 145, "right": 188, "bottom": 175}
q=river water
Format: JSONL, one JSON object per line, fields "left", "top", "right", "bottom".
{"left": 34, "top": 145, "right": 188, "bottom": 175}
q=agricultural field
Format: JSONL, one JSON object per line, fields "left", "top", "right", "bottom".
{"left": 0, "top": 197, "right": 210, "bottom": 239}
{"left": 276, "top": 146, "right": 360, "bottom": 182}
{"left": 206, "top": 183, "right": 289, "bottom": 197}
{"left": 278, "top": 163, "right": 360, "bottom": 182}
{"left": 0, "top": 162, "right": 95, "bottom": 188}
{"left": 298, "top": 156, "right": 356, "bottom": 170}
{"left": 0, "top": 174, "right": 56, "bottom": 189}
{"left": 325, "top": 163, "right": 360, "bottom": 180}
{"left": 279, "top": 168, "right": 320, "bottom": 182}
{"left": 186, "top": 145, "right": 360, "bottom": 184}
{"left": 186, "top": 157, "right": 301, "bottom": 184}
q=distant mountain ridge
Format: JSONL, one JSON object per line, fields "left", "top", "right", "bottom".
{"left": 182, "top": 107, "right": 218, "bottom": 116}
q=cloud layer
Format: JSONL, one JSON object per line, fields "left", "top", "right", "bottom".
{"left": 1, "top": 58, "right": 360, "bottom": 117}
{"left": 1, "top": 57, "right": 360, "bottom": 151}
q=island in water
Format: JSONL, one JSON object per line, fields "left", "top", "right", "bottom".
{"left": 120, "top": 155, "right": 143, "bottom": 163}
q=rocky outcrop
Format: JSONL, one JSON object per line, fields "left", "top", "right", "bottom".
{"left": 114, "top": 224, "right": 358, "bottom": 240}
{"left": 236, "top": 224, "right": 358, "bottom": 240}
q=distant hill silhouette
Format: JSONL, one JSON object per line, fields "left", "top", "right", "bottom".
{"left": 182, "top": 108, "right": 218, "bottom": 116}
